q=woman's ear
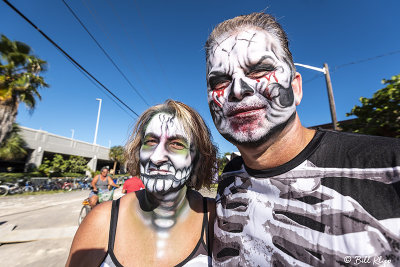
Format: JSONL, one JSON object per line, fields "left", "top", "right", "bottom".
{"left": 291, "top": 72, "right": 303, "bottom": 106}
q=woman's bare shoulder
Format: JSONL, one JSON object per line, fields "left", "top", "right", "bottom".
{"left": 66, "top": 201, "right": 113, "bottom": 267}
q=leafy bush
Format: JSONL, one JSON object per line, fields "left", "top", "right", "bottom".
{"left": 61, "top": 172, "right": 85, "bottom": 177}
{"left": 38, "top": 154, "right": 88, "bottom": 177}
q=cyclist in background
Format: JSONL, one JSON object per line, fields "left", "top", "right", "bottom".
{"left": 89, "top": 167, "right": 119, "bottom": 208}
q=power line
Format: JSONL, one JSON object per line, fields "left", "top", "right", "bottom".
{"left": 302, "top": 50, "right": 400, "bottom": 84}
{"left": 62, "top": 0, "right": 150, "bottom": 107}
{"left": 62, "top": 53, "right": 135, "bottom": 119}
{"left": 80, "top": 0, "right": 157, "bottom": 105}
{"left": 104, "top": 0, "right": 157, "bottom": 104}
{"left": 132, "top": 0, "right": 177, "bottom": 98}
{"left": 3, "top": 0, "right": 139, "bottom": 117}
{"left": 302, "top": 73, "right": 324, "bottom": 84}
{"left": 334, "top": 49, "right": 400, "bottom": 71}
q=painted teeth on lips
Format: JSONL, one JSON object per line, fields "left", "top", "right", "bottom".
{"left": 148, "top": 168, "right": 170, "bottom": 175}
{"left": 227, "top": 106, "right": 265, "bottom": 117}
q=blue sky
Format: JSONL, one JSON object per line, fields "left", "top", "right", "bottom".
{"left": 1, "top": 0, "right": 400, "bottom": 154}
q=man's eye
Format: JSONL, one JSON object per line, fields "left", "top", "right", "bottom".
{"left": 247, "top": 70, "right": 269, "bottom": 79}
{"left": 209, "top": 74, "right": 232, "bottom": 91}
{"left": 213, "top": 81, "right": 230, "bottom": 91}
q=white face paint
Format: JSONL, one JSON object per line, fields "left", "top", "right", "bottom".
{"left": 139, "top": 113, "right": 195, "bottom": 194}
{"left": 206, "top": 28, "right": 296, "bottom": 145}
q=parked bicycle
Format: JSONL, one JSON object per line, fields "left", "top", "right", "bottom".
{"left": 78, "top": 187, "right": 115, "bottom": 225}
{"left": 2, "top": 179, "right": 36, "bottom": 196}
{"left": 0, "top": 181, "right": 9, "bottom": 196}
{"left": 62, "top": 179, "right": 74, "bottom": 191}
{"left": 23, "top": 180, "right": 35, "bottom": 193}
{"left": 78, "top": 178, "right": 91, "bottom": 190}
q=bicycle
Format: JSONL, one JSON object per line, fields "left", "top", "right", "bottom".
{"left": 23, "top": 180, "right": 35, "bottom": 193}
{"left": 0, "top": 181, "right": 9, "bottom": 196}
{"left": 78, "top": 188, "right": 115, "bottom": 225}
{"left": 62, "top": 180, "right": 74, "bottom": 191}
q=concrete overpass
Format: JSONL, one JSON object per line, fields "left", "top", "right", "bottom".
{"left": 19, "top": 126, "right": 112, "bottom": 172}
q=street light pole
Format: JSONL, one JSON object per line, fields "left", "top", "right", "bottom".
{"left": 323, "top": 63, "right": 338, "bottom": 130}
{"left": 294, "top": 62, "right": 338, "bottom": 130}
{"left": 93, "top": 98, "right": 102, "bottom": 145}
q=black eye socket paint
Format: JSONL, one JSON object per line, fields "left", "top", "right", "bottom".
{"left": 209, "top": 73, "right": 232, "bottom": 90}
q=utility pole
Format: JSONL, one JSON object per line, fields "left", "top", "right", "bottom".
{"left": 323, "top": 63, "right": 338, "bottom": 130}
{"left": 294, "top": 62, "right": 338, "bottom": 130}
{"left": 93, "top": 98, "right": 102, "bottom": 145}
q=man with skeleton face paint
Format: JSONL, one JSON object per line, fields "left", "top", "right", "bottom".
{"left": 207, "top": 26, "right": 298, "bottom": 147}
{"left": 206, "top": 13, "right": 400, "bottom": 266}
{"left": 67, "top": 100, "right": 218, "bottom": 267}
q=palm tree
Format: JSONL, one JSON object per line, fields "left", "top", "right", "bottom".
{"left": 109, "top": 145, "right": 125, "bottom": 177}
{"left": 0, "top": 123, "right": 27, "bottom": 160}
{"left": 0, "top": 34, "right": 48, "bottom": 144}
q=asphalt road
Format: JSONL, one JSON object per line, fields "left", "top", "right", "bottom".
{"left": 0, "top": 187, "right": 216, "bottom": 267}
{"left": 0, "top": 189, "right": 94, "bottom": 267}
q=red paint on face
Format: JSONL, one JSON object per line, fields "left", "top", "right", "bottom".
{"left": 264, "top": 88, "right": 272, "bottom": 101}
{"left": 260, "top": 71, "right": 277, "bottom": 101}
{"left": 264, "top": 71, "right": 278, "bottom": 83}
{"left": 229, "top": 109, "right": 264, "bottom": 133}
{"left": 212, "top": 88, "right": 225, "bottom": 108}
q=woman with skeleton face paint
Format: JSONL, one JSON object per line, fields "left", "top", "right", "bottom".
{"left": 67, "top": 100, "right": 218, "bottom": 267}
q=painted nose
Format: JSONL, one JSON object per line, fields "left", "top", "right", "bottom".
{"left": 228, "top": 78, "right": 255, "bottom": 102}
{"left": 149, "top": 144, "right": 168, "bottom": 166}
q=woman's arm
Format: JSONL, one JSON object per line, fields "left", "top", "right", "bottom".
{"left": 91, "top": 175, "right": 99, "bottom": 191}
{"left": 65, "top": 201, "right": 112, "bottom": 267}
{"left": 108, "top": 176, "right": 120, "bottom": 188}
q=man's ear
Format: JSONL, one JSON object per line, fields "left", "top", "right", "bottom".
{"left": 291, "top": 72, "right": 303, "bottom": 106}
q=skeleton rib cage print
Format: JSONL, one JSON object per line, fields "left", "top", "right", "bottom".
{"left": 213, "top": 130, "right": 400, "bottom": 266}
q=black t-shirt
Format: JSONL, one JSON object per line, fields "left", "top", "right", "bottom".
{"left": 213, "top": 130, "right": 400, "bottom": 266}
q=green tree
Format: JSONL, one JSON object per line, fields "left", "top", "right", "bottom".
{"left": 0, "top": 34, "right": 49, "bottom": 144}
{"left": 109, "top": 145, "right": 125, "bottom": 176}
{"left": 38, "top": 154, "right": 88, "bottom": 176}
{"left": 38, "top": 154, "right": 65, "bottom": 177}
{"left": 217, "top": 152, "right": 231, "bottom": 175}
{"left": 50, "top": 154, "right": 66, "bottom": 174}
{"left": 340, "top": 74, "right": 400, "bottom": 137}
{"left": 68, "top": 155, "right": 88, "bottom": 173}
{"left": 38, "top": 157, "right": 52, "bottom": 177}
{"left": 0, "top": 123, "right": 27, "bottom": 160}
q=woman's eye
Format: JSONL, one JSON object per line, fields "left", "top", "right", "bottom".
{"left": 169, "top": 142, "right": 186, "bottom": 150}
{"left": 144, "top": 139, "right": 158, "bottom": 146}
